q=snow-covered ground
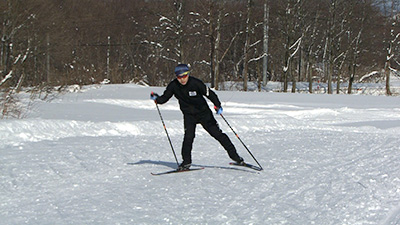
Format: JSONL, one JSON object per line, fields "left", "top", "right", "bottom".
{"left": 1, "top": 81, "right": 400, "bottom": 224}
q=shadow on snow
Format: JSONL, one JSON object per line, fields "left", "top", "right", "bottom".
{"left": 127, "top": 160, "right": 258, "bottom": 173}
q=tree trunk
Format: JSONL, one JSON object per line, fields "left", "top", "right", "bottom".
{"left": 307, "top": 61, "right": 313, "bottom": 93}
{"left": 328, "top": 57, "right": 333, "bottom": 94}
{"left": 336, "top": 72, "right": 341, "bottom": 94}
{"left": 385, "top": 61, "right": 392, "bottom": 95}
{"left": 176, "top": 0, "right": 185, "bottom": 63}
{"left": 243, "top": 0, "right": 251, "bottom": 91}
{"left": 283, "top": 34, "right": 290, "bottom": 93}
{"left": 262, "top": 0, "right": 269, "bottom": 86}
{"left": 347, "top": 63, "right": 353, "bottom": 94}
{"left": 291, "top": 61, "right": 296, "bottom": 93}
{"left": 214, "top": 10, "right": 222, "bottom": 90}
{"left": 209, "top": 3, "right": 215, "bottom": 88}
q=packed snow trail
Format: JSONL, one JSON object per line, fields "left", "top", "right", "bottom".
{"left": 1, "top": 84, "right": 400, "bottom": 224}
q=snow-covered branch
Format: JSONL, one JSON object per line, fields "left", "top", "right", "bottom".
{"left": 289, "top": 36, "right": 302, "bottom": 59}
{"left": 142, "top": 40, "right": 163, "bottom": 48}
{"left": 218, "top": 31, "right": 242, "bottom": 64}
{"left": 389, "top": 66, "right": 398, "bottom": 73}
{"left": 0, "top": 71, "right": 13, "bottom": 86}
{"left": 248, "top": 53, "right": 267, "bottom": 63}
{"left": 249, "top": 40, "right": 261, "bottom": 49}
{"left": 283, "top": 35, "right": 303, "bottom": 73}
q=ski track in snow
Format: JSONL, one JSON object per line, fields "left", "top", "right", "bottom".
{"left": 1, "top": 84, "right": 400, "bottom": 224}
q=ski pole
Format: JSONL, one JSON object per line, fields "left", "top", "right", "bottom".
{"left": 219, "top": 113, "right": 263, "bottom": 170}
{"left": 154, "top": 101, "right": 179, "bottom": 167}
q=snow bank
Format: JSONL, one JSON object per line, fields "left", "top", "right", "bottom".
{"left": 1, "top": 84, "right": 400, "bottom": 224}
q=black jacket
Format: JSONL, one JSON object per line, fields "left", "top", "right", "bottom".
{"left": 156, "top": 76, "right": 221, "bottom": 115}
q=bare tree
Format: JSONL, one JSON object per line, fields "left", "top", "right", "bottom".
{"left": 280, "top": 0, "right": 304, "bottom": 93}
{"left": 242, "top": 0, "right": 252, "bottom": 91}
{"left": 0, "top": 0, "right": 395, "bottom": 98}
{"left": 383, "top": 0, "right": 400, "bottom": 95}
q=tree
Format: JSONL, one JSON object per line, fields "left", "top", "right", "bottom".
{"left": 280, "top": 0, "right": 304, "bottom": 93}
{"left": 242, "top": 0, "right": 252, "bottom": 91}
{"left": 0, "top": 0, "right": 37, "bottom": 88}
{"left": 383, "top": 0, "right": 400, "bottom": 95}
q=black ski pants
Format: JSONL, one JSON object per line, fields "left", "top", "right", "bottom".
{"left": 181, "top": 110, "right": 241, "bottom": 164}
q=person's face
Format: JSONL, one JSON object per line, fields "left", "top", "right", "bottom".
{"left": 177, "top": 72, "right": 189, "bottom": 85}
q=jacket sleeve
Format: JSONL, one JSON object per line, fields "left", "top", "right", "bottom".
{"left": 202, "top": 83, "right": 221, "bottom": 108}
{"left": 156, "top": 81, "right": 174, "bottom": 104}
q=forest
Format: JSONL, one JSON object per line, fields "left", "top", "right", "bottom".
{"left": 1, "top": 0, "right": 399, "bottom": 96}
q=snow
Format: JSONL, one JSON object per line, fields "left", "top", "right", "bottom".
{"left": 1, "top": 83, "right": 400, "bottom": 224}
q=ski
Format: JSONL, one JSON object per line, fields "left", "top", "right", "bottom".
{"left": 229, "top": 162, "right": 263, "bottom": 171}
{"left": 151, "top": 167, "right": 204, "bottom": 176}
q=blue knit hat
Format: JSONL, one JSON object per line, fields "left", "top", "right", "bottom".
{"left": 174, "top": 64, "right": 189, "bottom": 76}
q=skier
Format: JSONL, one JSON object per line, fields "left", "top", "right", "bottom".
{"left": 151, "top": 64, "right": 244, "bottom": 171}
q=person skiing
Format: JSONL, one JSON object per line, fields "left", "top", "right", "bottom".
{"left": 151, "top": 63, "right": 244, "bottom": 171}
